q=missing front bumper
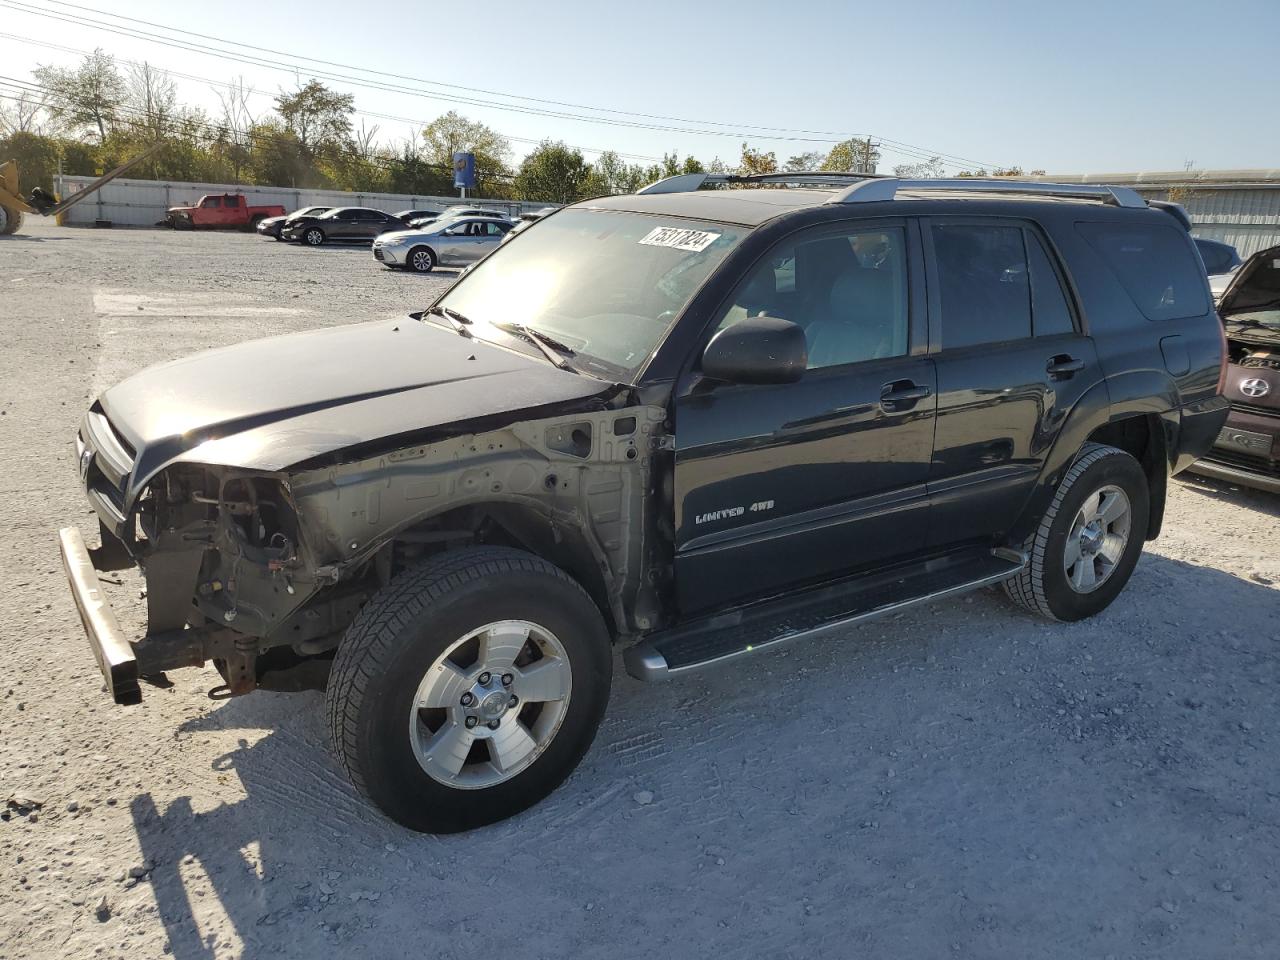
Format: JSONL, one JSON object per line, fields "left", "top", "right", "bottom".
{"left": 58, "top": 526, "right": 141, "bottom": 705}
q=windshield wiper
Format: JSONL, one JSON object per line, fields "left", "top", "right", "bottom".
{"left": 425, "top": 304, "right": 472, "bottom": 338}
{"left": 492, "top": 321, "right": 577, "bottom": 371}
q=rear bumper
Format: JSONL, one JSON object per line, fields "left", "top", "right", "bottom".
{"left": 1172, "top": 395, "right": 1231, "bottom": 475}
{"left": 58, "top": 526, "right": 140, "bottom": 705}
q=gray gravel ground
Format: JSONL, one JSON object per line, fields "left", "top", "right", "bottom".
{"left": 2, "top": 219, "right": 1279, "bottom": 960}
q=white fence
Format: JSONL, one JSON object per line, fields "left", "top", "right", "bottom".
{"left": 54, "top": 176, "right": 544, "bottom": 227}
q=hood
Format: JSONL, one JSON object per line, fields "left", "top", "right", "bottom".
{"left": 99, "top": 318, "right": 612, "bottom": 504}
{"left": 258, "top": 214, "right": 287, "bottom": 227}
{"left": 1218, "top": 244, "right": 1280, "bottom": 320}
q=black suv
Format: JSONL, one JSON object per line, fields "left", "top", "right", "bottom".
{"left": 59, "top": 173, "right": 1228, "bottom": 832}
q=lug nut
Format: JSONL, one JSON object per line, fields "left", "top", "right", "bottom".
{"left": 501, "top": 673, "right": 513, "bottom": 687}
{"left": 465, "top": 716, "right": 478, "bottom": 729}
{"left": 488, "top": 719, "right": 501, "bottom": 730}
{"left": 460, "top": 692, "right": 474, "bottom": 707}
{"left": 508, "top": 695, "right": 519, "bottom": 709}
{"left": 478, "top": 672, "right": 491, "bottom": 685}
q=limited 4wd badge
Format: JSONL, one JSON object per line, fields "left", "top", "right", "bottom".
{"left": 639, "top": 226, "right": 721, "bottom": 253}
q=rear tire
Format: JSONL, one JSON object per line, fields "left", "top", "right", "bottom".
{"left": 326, "top": 546, "right": 612, "bottom": 832}
{"left": 1003, "top": 442, "right": 1149, "bottom": 621}
{"left": 1, "top": 204, "right": 25, "bottom": 235}
{"left": 303, "top": 227, "right": 325, "bottom": 247}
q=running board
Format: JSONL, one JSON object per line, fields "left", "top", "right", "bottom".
{"left": 625, "top": 548, "right": 1026, "bottom": 682}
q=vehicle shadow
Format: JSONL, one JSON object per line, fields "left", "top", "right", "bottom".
{"left": 129, "top": 553, "right": 1280, "bottom": 959}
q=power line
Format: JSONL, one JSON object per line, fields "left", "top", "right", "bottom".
{"left": 0, "top": 30, "right": 668, "bottom": 164}
{"left": 37, "top": 0, "right": 996, "bottom": 166}
{"left": 0, "top": 0, "right": 1000, "bottom": 168}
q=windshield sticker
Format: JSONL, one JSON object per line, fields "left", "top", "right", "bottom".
{"left": 639, "top": 226, "right": 721, "bottom": 253}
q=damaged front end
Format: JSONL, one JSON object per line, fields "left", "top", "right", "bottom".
{"left": 62, "top": 394, "right": 670, "bottom": 706}
{"left": 62, "top": 409, "right": 368, "bottom": 704}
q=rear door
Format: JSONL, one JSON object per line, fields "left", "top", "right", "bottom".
{"left": 922, "top": 218, "right": 1101, "bottom": 547}
{"left": 672, "top": 218, "right": 936, "bottom": 613}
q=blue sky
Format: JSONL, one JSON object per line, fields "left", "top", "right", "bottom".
{"left": 2, "top": 0, "right": 1275, "bottom": 173}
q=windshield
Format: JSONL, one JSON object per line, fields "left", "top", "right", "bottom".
{"left": 433, "top": 209, "right": 746, "bottom": 379}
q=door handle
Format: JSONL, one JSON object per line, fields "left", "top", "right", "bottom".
{"left": 1046, "top": 355, "right": 1085, "bottom": 379}
{"left": 880, "top": 380, "right": 932, "bottom": 411}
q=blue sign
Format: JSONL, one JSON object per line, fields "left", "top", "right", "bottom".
{"left": 453, "top": 151, "right": 476, "bottom": 189}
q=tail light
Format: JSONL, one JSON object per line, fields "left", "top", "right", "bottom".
{"left": 1215, "top": 314, "right": 1229, "bottom": 395}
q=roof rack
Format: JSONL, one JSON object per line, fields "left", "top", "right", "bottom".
{"left": 830, "top": 178, "right": 1147, "bottom": 208}
{"left": 635, "top": 171, "right": 882, "bottom": 195}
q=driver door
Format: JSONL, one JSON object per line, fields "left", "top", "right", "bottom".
{"left": 672, "top": 219, "right": 937, "bottom": 614}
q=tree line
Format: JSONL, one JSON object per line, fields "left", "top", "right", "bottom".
{"left": 0, "top": 49, "right": 1040, "bottom": 204}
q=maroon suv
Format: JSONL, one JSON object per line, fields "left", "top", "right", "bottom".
{"left": 1191, "top": 244, "right": 1280, "bottom": 492}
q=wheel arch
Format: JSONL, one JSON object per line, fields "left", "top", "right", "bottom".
{"left": 1008, "top": 374, "right": 1174, "bottom": 546}
{"left": 387, "top": 499, "right": 622, "bottom": 640}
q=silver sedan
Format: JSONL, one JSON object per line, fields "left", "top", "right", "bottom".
{"left": 373, "top": 217, "right": 512, "bottom": 272}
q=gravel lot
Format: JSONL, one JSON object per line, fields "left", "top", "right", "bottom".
{"left": 2, "top": 218, "right": 1279, "bottom": 960}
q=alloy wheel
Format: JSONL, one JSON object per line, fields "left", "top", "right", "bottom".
{"left": 409, "top": 620, "right": 572, "bottom": 789}
{"left": 1063, "top": 484, "right": 1132, "bottom": 593}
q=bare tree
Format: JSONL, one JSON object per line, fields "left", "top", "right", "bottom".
{"left": 33, "top": 48, "right": 126, "bottom": 142}
{"left": 214, "top": 76, "right": 257, "bottom": 183}
{"left": 353, "top": 119, "right": 381, "bottom": 161}
{"left": 0, "top": 87, "right": 47, "bottom": 136}
{"left": 126, "top": 61, "right": 177, "bottom": 139}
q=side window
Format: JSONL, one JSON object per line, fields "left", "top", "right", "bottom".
{"left": 225, "top": 196, "right": 240, "bottom": 208}
{"left": 204, "top": 197, "right": 221, "bottom": 208}
{"left": 1077, "top": 222, "right": 1209, "bottom": 321}
{"left": 1025, "top": 231, "right": 1076, "bottom": 336}
{"left": 932, "top": 223, "right": 1031, "bottom": 349}
{"left": 716, "top": 225, "right": 909, "bottom": 370}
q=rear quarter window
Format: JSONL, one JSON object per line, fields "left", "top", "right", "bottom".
{"left": 1076, "top": 222, "right": 1208, "bottom": 321}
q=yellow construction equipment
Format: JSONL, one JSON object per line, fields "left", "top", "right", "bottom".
{"left": 0, "top": 143, "right": 164, "bottom": 235}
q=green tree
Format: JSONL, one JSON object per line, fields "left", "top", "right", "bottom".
{"left": 33, "top": 49, "right": 126, "bottom": 142}
{"left": 738, "top": 142, "right": 778, "bottom": 176}
{"left": 822, "top": 138, "right": 880, "bottom": 173}
{"left": 514, "top": 140, "right": 594, "bottom": 204}
{"left": 421, "top": 111, "right": 511, "bottom": 193}
{"left": 784, "top": 151, "right": 824, "bottom": 172}
{"left": 274, "top": 80, "right": 354, "bottom": 159}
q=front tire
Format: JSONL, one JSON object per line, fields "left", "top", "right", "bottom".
{"left": 326, "top": 547, "right": 612, "bottom": 832}
{"left": 303, "top": 227, "right": 325, "bottom": 246}
{"left": 407, "top": 246, "right": 436, "bottom": 272}
{"left": 0, "top": 203, "right": 21, "bottom": 235}
{"left": 1004, "top": 442, "right": 1149, "bottom": 622}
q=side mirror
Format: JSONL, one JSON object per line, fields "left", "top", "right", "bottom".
{"left": 700, "top": 315, "right": 807, "bottom": 385}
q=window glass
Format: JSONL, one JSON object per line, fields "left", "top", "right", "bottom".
{"left": 932, "top": 224, "right": 1031, "bottom": 349}
{"left": 716, "top": 226, "right": 909, "bottom": 369}
{"left": 1077, "top": 222, "right": 1209, "bottom": 321}
{"left": 1194, "top": 237, "right": 1238, "bottom": 275}
{"left": 225, "top": 196, "right": 240, "bottom": 208}
{"left": 204, "top": 197, "right": 221, "bottom": 208}
{"left": 437, "top": 209, "right": 745, "bottom": 379}
{"left": 335, "top": 209, "right": 357, "bottom": 220}
{"left": 1025, "top": 231, "right": 1076, "bottom": 336}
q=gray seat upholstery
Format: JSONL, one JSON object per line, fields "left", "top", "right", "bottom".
{"left": 805, "top": 266, "right": 899, "bottom": 368}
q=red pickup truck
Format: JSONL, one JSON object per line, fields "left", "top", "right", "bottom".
{"left": 163, "top": 194, "right": 286, "bottom": 230}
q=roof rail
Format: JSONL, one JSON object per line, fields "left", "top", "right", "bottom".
{"left": 830, "top": 178, "right": 1147, "bottom": 208}
{"left": 635, "top": 171, "right": 883, "bottom": 195}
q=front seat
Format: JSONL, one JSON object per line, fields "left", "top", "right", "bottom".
{"left": 805, "top": 267, "right": 897, "bottom": 368}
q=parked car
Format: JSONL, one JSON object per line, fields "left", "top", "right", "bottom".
{"left": 408, "top": 205, "right": 510, "bottom": 228}
{"left": 1187, "top": 244, "right": 1280, "bottom": 492}
{"left": 393, "top": 209, "right": 441, "bottom": 223}
{"left": 1194, "top": 236, "right": 1244, "bottom": 301}
{"left": 256, "top": 206, "right": 332, "bottom": 240}
{"left": 281, "top": 207, "right": 409, "bottom": 246}
{"left": 373, "top": 216, "right": 511, "bottom": 271}
{"left": 500, "top": 206, "right": 557, "bottom": 245}
{"left": 163, "top": 194, "right": 286, "bottom": 230}
{"left": 59, "top": 173, "right": 1227, "bottom": 832}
